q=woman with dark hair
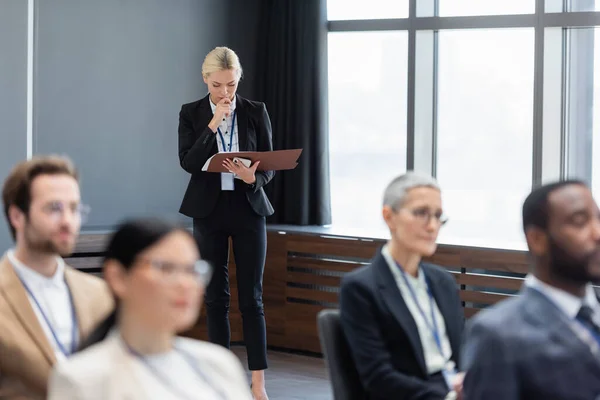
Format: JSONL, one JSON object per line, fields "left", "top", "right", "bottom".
{"left": 47, "top": 217, "right": 252, "bottom": 400}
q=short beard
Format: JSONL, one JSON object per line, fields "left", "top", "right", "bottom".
{"left": 23, "top": 220, "right": 73, "bottom": 257}
{"left": 547, "top": 236, "right": 598, "bottom": 285}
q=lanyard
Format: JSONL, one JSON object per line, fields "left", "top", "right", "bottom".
{"left": 127, "top": 344, "right": 227, "bottom": 400}
{"left": 217, "top": 111, "right": 236, "bottom": 153}
{"left": 18, "top": 276, "right": 78, "bottom": 356}
{"left": 397, "top": 263, "right": 446, "bottom": 358}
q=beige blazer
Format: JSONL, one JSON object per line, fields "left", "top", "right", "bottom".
{"left": 0, "top": 256, "right": 113, "bottom": 400}
{"left": 48, "top": 333, "right": 253, "bottom": 400}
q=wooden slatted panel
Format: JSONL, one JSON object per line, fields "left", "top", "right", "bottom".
{"left": 74, "top": 229, "right": 535, "bottom": 354}
{"left": 264, "top": 232, "right": 288, "bottom": 347}
{"left": 284, "top": 303, "right": 324, "bottom": 353}
{"left": 287, "top": 235, "right": 381, "bottom": 260}
{"left": 426, "top": 247, "right": 462, "bottom": 267}
{"left": 460, "top": 290, "right": 512, "bottom": 305}
{"left": 287, "top": 287, "right": 339, "bottom": 304}
{"left": 453, "top": 272, "right": 524, "bottom": 292}
{"left": 73, "top": 233, "right": 109, "bottom": 253}
{"left": 65, "top": 257, "right": 103, "bottom": 271}
{"left": 464, "top": 307, "right": 481, "bottom": 318}
{"left": 287, "top": 271, "right": 342, "bottom": 287}
{"left": 287, "top": 257, "right": 365, "bottom": 274}
{"left": 462, "top": 248, "right": 529, "bottom": 275}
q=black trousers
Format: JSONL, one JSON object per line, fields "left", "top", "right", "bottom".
{"left": 192, "top": 184, "right": 268, "bottom": 371}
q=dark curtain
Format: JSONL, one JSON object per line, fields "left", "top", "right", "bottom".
{"left": 253, "top": 0, "right": 331, "bottom": 225}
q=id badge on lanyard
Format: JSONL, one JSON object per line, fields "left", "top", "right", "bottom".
{"left": 218, "top": 111, "right": 236, "bottom": 191}
{"left": 441, "top": 360, "right": 458, "bottom": 390}
{"left": 397, "top": 262, "right": 458, "bottom": 389}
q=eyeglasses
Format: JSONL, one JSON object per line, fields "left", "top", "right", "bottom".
{"left": 138, "top": 258, "right": 213, "bottom": 285}
{"left": 41, "top": 202, "right": 91, "bottom": 223}
{"left": 402, "top": 207, "right": 448, "bottom": 226}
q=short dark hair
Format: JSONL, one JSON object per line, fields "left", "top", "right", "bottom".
{"left": 2, "top": 155, "right": 79, "bottom": 241}
{"left": 79, "top": 217, "right": 196, "bottom": 351}
{"left": 522, "top": 179, "right": 587, "bottom": 232}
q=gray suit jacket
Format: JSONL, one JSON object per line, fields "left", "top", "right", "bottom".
{"left": 461, "top": 286, "right": 600, "bottom": 400}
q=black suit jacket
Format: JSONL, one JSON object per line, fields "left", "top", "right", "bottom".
{"left": 178, "top": 94, "right": 275, "bottom": 218}
{"left": 339, "top": 249, "right": 464, "bottom": 400}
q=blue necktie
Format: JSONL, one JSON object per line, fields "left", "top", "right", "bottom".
{"left": 576, "top": 305, "right": 600, "bottom": 346}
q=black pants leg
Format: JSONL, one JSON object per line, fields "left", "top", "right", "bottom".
{"left": 193, "top": 217, "right": 231, "bottom": 348}
{"left": 231, "top": 211, "right": 268, "bottom": 371}
{"left": 193, "top": 187, "right": 269, "bottom": 370}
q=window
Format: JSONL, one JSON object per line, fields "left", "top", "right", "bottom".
{"left": 546, "top": 0, "right": 600, "bottom": 13}
{"left": 328, "top": 31, "right": 408, "bottom": 234}
{"left": 327, "top": 0, "right": 409, "bottom": 20}
{"left": 435, "top": 29, "right": 535, "bottom": 250}
{"left": 418, "top": 0, "right": 535, "bottom": 17}
{"left": 559, "top": 28, "right": 600, "bottom": 198}
{"left": 326, "top": 0, "right": 600, "bottom": 250}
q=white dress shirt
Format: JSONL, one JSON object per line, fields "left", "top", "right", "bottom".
{"left": 382, "top": 245, "right": 453, "bottom": 374}
{"left": 7, "top": 249, "right": 77, "bottom": 361}
{"left": 210, "top": 95, "right": 239, "bottom": 190}
{"left": 209, "top": 95, "right": 239, "bottom": 153}
{"left": 525, "top": 274, "right": 600, "bottom": 319}
{"left": 525, "top": 273, "right": 600, "bottom": 356}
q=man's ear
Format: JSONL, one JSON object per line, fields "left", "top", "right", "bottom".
{"left": 8, "top": 205, "right": 25, "bottom": 234}
{"left": 525, "top": 226, "right": 548, "bottom": 257}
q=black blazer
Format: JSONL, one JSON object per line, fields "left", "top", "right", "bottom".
{"left": 178, "top": 94, "right": 275, "bottom": 218}
{"left": 339, "top": 249, "right": 464, "bottom": 400}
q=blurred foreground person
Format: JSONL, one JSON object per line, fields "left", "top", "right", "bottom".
{"left": 340, "top": 172, "right": 465, "bottom": 400}
{"left": 462, "top": 180, "right": 600, "bottom": 399}
{"left": 48, "top": 217, "right": 252, "bottom": 400}
{"left": 0, "top": 156, "right": 112, "bottom": 399}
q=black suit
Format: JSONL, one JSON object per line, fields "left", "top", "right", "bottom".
{"left": 178, "top": 94, "right": 274, "bottom": 371}
{"left": 340, "top": 249, "right": 464, "bottom": 400}
{"left": 178, "top": 94, "right": 274, "bottom": 217}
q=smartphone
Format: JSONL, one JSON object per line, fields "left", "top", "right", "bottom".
{"left": 232, "top": 157, "right": 251, "bottom": 168}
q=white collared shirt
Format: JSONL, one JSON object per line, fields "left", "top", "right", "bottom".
{"left": 382, "top": 244, "right": 453, "bottom": 374}
{"left": 525, "top": 274, "right": 600, "bottom": 319}
{"left": 7, "top": 250, "right": 77, "bottom": 361}
{"left": 209, "top": 95, "right": 239, "bottom": 153}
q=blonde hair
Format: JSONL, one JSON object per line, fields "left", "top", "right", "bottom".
{"left": 202, "top": 47, "right": 243, "bottom": 80}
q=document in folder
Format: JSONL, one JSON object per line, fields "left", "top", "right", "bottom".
{"left": 201, "top": 149, "right": 303, "bottom": 173}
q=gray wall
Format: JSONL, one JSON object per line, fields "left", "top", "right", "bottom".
{"left": 34, "top": 0, "right": 228, "bottom": 231}
{"left": 0, "top": 0, "right": 28, "bottom": 249}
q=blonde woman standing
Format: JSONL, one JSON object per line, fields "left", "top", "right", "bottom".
{"left": 177, "top": 46, "right": 273, "bottom": 400}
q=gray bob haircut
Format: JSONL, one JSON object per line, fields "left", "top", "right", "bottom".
{"left": 383, "top": 171, "right": 441, "bottom": 211}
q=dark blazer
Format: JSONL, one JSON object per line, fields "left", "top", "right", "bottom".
{"left": 178, "top": 94, "right": 275, "bottom": 218}
{"left": 462, "top": 286, "right": 600, "bottom": 400}
{"left": 339, "top": 249, "right": 464, "bottom": 400}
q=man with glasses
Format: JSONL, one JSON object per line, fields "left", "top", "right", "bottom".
{"left": 0, "top": 155, "right": 113, "bottom": 399}
{"left": 462, "top": 180, "right": 600, "bottom": 399}
{"left": 340, "top": 172, "right": 465, "bottom": 400}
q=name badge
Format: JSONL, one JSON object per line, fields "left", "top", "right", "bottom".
{"left": 441, "top": 360, "right": 458, "bottom": 390}
{"left": 221, "top": 172, "right": 234, "bottom": 191}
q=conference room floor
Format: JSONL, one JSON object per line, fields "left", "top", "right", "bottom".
{"left": 232, "top": 346, "right": 332, "bottom": 399}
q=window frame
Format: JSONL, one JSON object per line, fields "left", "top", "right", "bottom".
{"left": 326, "top": 0, "right": 600, "bottom": 249}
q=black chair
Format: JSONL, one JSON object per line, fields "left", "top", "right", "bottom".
{"left": 317, "top": 309, "right": 367, "bottom": 400}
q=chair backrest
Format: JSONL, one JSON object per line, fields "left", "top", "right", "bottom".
{"left": 317, "top": 309, "right": 367, "bottom": 400}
